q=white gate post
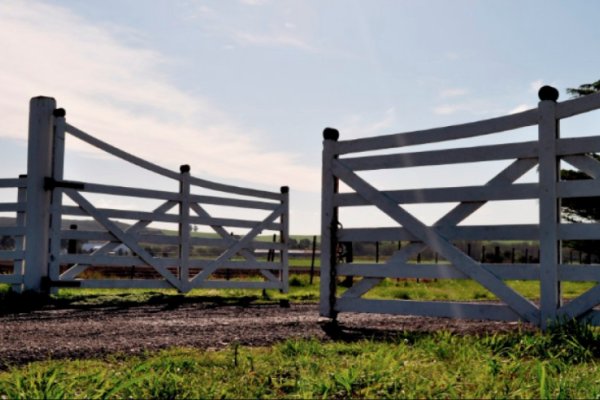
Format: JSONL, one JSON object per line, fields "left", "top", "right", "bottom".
{"left": 179, "top": 164, "right": 191, "bottom": 292}
{"left": 320, "top": 128, "right": 339, "bottom": 318}
{"left": 23, "top": 96, "right": 56, "bottom": 292}
{"left": 279, "top": 186, "right": 290, "bottom": 293}
{"left": 538, "top": 86, "right": 561, "bottom": 329}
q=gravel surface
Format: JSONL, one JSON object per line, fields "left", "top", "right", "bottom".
{"left": 0, "top": 301, "right": 536, "bottom": 368}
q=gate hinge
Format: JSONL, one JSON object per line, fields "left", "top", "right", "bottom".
{"left": 44, "top": 177, "right": 85, "bottom": 191}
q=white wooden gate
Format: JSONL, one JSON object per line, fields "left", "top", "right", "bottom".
{"left": 7, "top": 96, "right": 289, "bottom": 293}
{"left": 320, "top": 86, "right": 600, "bottom": 328}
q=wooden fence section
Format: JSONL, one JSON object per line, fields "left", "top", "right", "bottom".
{"left": 0, "top": 177, "right": 27, "bottom": 290}
{"left": 320, "top": 86, "right": 600, "bottom": 329}
{"left": 5, "top": 96, "right": 289, "bottom": 293}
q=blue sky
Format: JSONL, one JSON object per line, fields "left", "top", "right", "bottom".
{"left": 1, "top": 0, "right": 599, "bottom": 234}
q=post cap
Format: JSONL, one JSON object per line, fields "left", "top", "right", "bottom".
{"left": 538, "top": 85, "right": 559, "bottom": 102}
{"left": 180, "top": 164, "right": 190, "bottom": 173}
{"left": 53, "top": 108, "right": 66, "bottom": 117}
{"left": 323, "top": 127, "right": 339, "bottom": 141}
{"left": 280, "top": 186, "right": 289, "bottom": 194}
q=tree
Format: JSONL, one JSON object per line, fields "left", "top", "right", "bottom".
{"left": 561, "top": 80, "right": 600, "bottom": 260}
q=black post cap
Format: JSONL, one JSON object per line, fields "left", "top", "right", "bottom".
{"left": 53, "top": 108, "right": 66, "bottom": 117}
{"left": 323, "top": 127, "right": 339, "bottom": 141}
{"left": 538, "top": 86, "right": 559, "bottom": 102}
{"left": 280, "top": 186, "right": 289, "bottom": 194}
{"left": 180, "top": 164, "right": 191, "bottom": 173}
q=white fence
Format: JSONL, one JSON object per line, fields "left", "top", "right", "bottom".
{"left": 1, "top": 96, "right": 289, "bottom": 293}
{"left": 320, "top": 86, "right": 600, "bottom": 329}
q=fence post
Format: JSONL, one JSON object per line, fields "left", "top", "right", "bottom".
{"left": 23, "top": 97, "right": 56, "bottom": 292}
{"left": 179, "top": 164, "right": 191, "bottom": 292}
{"left": 12, "top": 175, "right": 28, "bottom": 293}
{"left": 320, "top": 127, "right": 339, "bottom": 318}
{"left": 309, "top": 235, "right": 317, "bottom": 284}
{"left": 280, "top": 186, "right": 290, "bottom": 293}
{"left": 48, "top": 108, "right": 66, "bottom": 286}
{"left": 538, "top": 85, "right": 561, "bottom": 330}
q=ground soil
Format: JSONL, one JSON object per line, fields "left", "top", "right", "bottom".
{"left": 0, "top": 300, "right": 536, "bottom": 369}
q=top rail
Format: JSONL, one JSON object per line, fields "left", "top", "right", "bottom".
{"left": 0, "top": 177, "right": 27, "bottom": 188}
{"left": 65, "top": 123, "right": 282, "bottom": 200}
{"left": 556, "top": 91, "right": 600, "bottom": 119}
{"left": 334, "top": 108, "right": 538, "bottom": 155}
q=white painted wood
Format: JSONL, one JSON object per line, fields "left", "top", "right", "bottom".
{"left": 335, "top": 298, "right": 523, "bottom": 321}
{"left": 340, "top": 225, "right": 539, "bottom": 242}
{"left": 24, "top": 97, "right": 56, "bottom": 291}
{"left": 559, "top": 224, "right": 600, "bottom": 240}
{"left": 332, "top": 160, "right": 540, "bottom": 323}
{"left": 558, "top": 180, "right": 600, "bottom": 198}
{"left": 66, "top": 123, "right": 181, "bottom": 180}
{"left": 188, "top": 193, "right": 279, "bottom": 210}
{"left": 192, "top": 280, "right": 282, "bottom": 290}
{"left": 0, "top": 227, "right": 26, "bottom": 236}
{"left": 557, "top": 136, "right": 600, "bottom": 156}
{"left": 335, "top": 182, "right": 539, "bottom": 206}
{"left": 79, "top": 280, "right": 174, "bottom": 289}
{"left": 190, "top": 204, "right": 285, "bottom": 283}
{"left": 0, "top": 275, "right": 23, "bottom": 284}
{"left": 340, "top": 141, "right": 538, "bottom": 171}
{"left": 179, "top": 169, "right": 191, "bottom": 287}
{"left": 320, "top": 137, "right": 338, "bottom": 317}
{"left": 557, "top": 284, "right": 600, "bottom": 320}
{"left": 82, "top": 182, "right": 179, "bottom": 201}
{"left": 188, "top": 175, "right": 282, "bottom": 201}
{"left": 562, "top": 155, "right": 600, "bottom": 179}
{"left": 60, "top": 254, "right": 170, "bottom": 267}
{"left": 187, "top": 259, "right": 281, "bottom": 270}
{"left": 338, "top": 263, "right": 539, "bottom": 281}
{"left": 0, "top": 251, "right": 26, "bottom": 260}
{"left": 0, "top": 178, "right": 22, "bottom": 188}
{"left": 559, "top": 265, "right": 600, "bottom": 281}
{"left": 64, "top": 189, "right": 181, "bottom": 289}
{"left": 538, "top": 99, "right": 561, "bottom": 329}
{"left": 555, "top": 90, "right": 600, "bottom": 119}
{"left": 335, "top": 108, "right": 538, "bottom": 155}
{"left": 12, "top": 179, "right": 27, "bottom": 292}
{"left": 0, "top": 203, "right": 26, "bottom": 212}
{"left": 49, "top": 114, "right": 66, "bottom": 281}
{"left": 280, "top": 188, "right": 290, "bottom": 293}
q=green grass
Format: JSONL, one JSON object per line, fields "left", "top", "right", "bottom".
{"left": 1, "top": 321, "right": 599, "bottom": 399}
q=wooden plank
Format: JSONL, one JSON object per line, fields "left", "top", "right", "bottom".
{"left": 187, "top": 259, "right": 281, "bottom": 270}
{"left": 585, "top": 310, "right": 600, "bottom": 326}
{"left": 558, "top": 284, "right": 600, "bottom": 320}
{"left": 338, "top": 263, "right": 539, "bottom": 281}
{"left": 556, "top": 90, "right": 600, "bottom": 119}
{"left": 0, "top": 227, "right": 26, "bottom": 236}
{"left": 558, "top": 180, "right": 600, "bottom": 198}
{"left": 340, "top": 225, "right": 539, "bottom": 242}
{"left": 538, "top": 99, "right": 561, "bottom": 329}
{"left": 189, "top": 215, "right": 281, "bottom": 230}
{"left": 0, "top": 275, "right": 23, "bottom": 284}
{"left": 61, "top": 206, "right": 181, "bottom": 223}
{"left": 0, "top": 179, "right": 22, "bottom": 188}
{"left": 339, "top": 141, "right": 538, "bottom": 171}
{"left": 0, "top": 251, "right": 25, "bottom": 260}
{"left": 557, "top": 136, "right": 600, "bottom": 156}
{"left": 187, "top": 175, "right": 282, "bottom": 201}
{"left": 335, "top": 183, "right": 539, "bottom": 206}
{"left": 0, "top": 203, "right": 26, "bottom": 212}
{"left": 320, "top": 135, "right": 338, "bottom": 317}
{"left": 81, "top": 182, "right": 179, "bottom": 201}
{"left": 64, "top": 190, "right": 181, "bottom": 289}
{"left": 190, "top": 280, "right": 283, "bottom": 290}
{"left": 66, "top": 123, "right": 181, "bottom": 180}
{"left": 60, "top": 254, "right": 173, "bottom": 267}
{"left": 190, "top": 204, "right": 285, "bottom": 283}
{"left": 562, "top": 155, "right": 600, "bottom": 179}
{"left": 559, "top": 265, "right": 600, "bottom": 281}
{"left": 335, "top": 108, "right": 538, "bottom": 155}
{"left": 280, "top": 188, "right": 290, "bottom": 293}
{"left": 78, "top": 279, "right": 175, "bottom": 289}
{"left": 49, "top": 114, "right": 66, "bottom": 281}
{"left": 335, "top": 298, "right": 523, "bottom": 321}
{"left": 179, "top": 169, "right": 191, "bottom": 284}
{"left": 189, "top": 193, "right": 279, "bottom": 210}
{"left": 332, "top": 160, "right": 540, "bottom": 323}
{"left": 559, "top": 224, "right": 600, "bottom": 240}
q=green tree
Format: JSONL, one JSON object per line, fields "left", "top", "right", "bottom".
{"left": 562, "top": 80, "right": 600, "bottom": 260}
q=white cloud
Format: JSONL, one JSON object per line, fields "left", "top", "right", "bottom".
{"left": 337, "top": 108, "right": 398, "bottom": 139}
{"left": 439, "top": 88, "right": 468, "bottom": 98}
{"left": 0, "top": 0, "right": 319, "bottom": 192}
{"left": 232, "top": 31, "right": 315, "bottom": 52}
{"left": 529, "top": 79, "right": 544, "bottom": 93}
{"left": 508, "top": 104, "right": 533, "bottom": 114}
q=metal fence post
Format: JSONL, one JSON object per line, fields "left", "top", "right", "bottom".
{"left": 23, "top": 97, "right": 56, "bottom": 292}
{"left": 538, "top": 85, "right": 561, "bottom": 329}
{"left": 320, "top": 127, "right": 339, "bottom": 318}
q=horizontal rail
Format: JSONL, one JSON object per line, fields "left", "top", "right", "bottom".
{"left": 339, "top": 224, "right": 539, "bottom": 242}
{"left": 556, "top": 91, "right": 600, "bottom": 119}
{"left": 335, "top": 182, "right": 539, "bottom": 206}
{"left": 0, "top": 250, "right": 25, "bottom": 260}
{"left": 189, "top": 194, "right": 279, "bottom": 210}
{"left": 334, "top": 108, "right": 538, "bottom": 155}
{"left": 338, "top": 141, "right": 538, "bottom": 171}
{"left": 559, "top": 265, "right": 600, "bottom": 281}
{"left": 0, "top": 274, "right": 22, "bottom": 284}
{"left": 0, "top": 178, "right": 26, "bottom": 188}
{"left": 190, "top": 280, "right": 283, "bottom": 289}
{"left": 76, "top": 182, "right": 180, "bottom": 201}
{"left": 335, "top": 298, "right": 523, "bottom": 321}
{"left": 0, "top": 203, "right": 26, "bottom": 212}
{"left": 0, "top": 227, "right": 26, "bottom": 236}
{"left": 559, "top": 224, "right": 600, "bottom": 240}
{"left": 557, "top": 136, "right": 600, "bottom": 156}
{"left": 188, "top": 175, "right": 282, "bottom": 201}
{"left": 76, "top": 279, "right": 174, "bottom": 289}
{"left": 558, "top": 180, "right": 600, "bottom": 198}
{"left": 337, "top": 263, "right": 539, "bottom": 280}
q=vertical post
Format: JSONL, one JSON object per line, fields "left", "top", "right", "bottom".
{"left": 538, "top": 85, "right": 561, "bottom": 329}
{"left": 280, "top": 186, "right": 290, "bottom": 293}
{"left": 12, "top": 175, "right": 28, "bottom": 293}
{"left": 179, "top": 165, "right": 191, "bottom": 292}
{"left": 24, "top": 97, "right": 56, "bottom": 292}
{"left": 309, "top": 235, "right": 317, "bottom": 285}
{"left": 375, "top": 241, "right": 380, "bottom": 263}
{"left": 48, "top": 108, "right": 66, "bottom": 285}
{"left": 320, "top": 127, "right": 339, "bottom": 318}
